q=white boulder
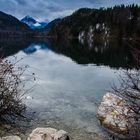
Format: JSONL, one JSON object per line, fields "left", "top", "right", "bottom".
{"left": 27, "top": 127, "right": 70, "bottom": 140}
{"left": 97, "top": 92, "right": 135, "bottom": 134}
{"left": 2, "top": 136, "right": 21, "bottom": 140}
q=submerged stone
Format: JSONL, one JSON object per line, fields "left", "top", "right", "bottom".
{"left": 2, "top": 136, "right": 21, "bottom": 140}
{"left": 97, "top": 92, "right": 135, "bottom": 135}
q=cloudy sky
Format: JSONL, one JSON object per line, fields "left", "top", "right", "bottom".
{"left": 0, "top": 0, "right": 140, "bottom": 22}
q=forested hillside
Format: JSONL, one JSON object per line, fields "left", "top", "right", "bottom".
{"left": 49, "top": 4, "right": 140, "bottom": 39}
{"left": 0, "top": 11, "right": 33, "bottom": 37}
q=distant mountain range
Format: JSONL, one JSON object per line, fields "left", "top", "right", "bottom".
{"left": 1, "top": 4, "right": 140, "bottom": 39}
{"left": 21, "top": 15, "right": 48, "bottom": 29}
{"left": 0, "top": 11, "right": 33, "bottom": 37}
{"left": 0, "top": 10, "right": 62, "bottom": 37}
{"left": 0, "top": 11, "right": 60, "bottom": 37}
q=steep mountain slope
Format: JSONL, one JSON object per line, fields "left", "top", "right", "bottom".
{"left": 34, "top": 18, "right": 61, "bottom": 36}
{"left": 0, "top": 11, "right": 30, "bottom": 30}
{"left": 21, "top": 16, "right": 48, "bottom": 29}
{"left": 0, "top": 11, "right": 33, "bottom": 37}
{"left": 48, "top": 4, "right": 140, "bottom": 39}
{"left": 44, "top": 18, "right": 61, "bottom": 32}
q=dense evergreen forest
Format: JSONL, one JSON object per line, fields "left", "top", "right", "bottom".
{"left": 48, "top": 4, "right": 140, "bottom": 40}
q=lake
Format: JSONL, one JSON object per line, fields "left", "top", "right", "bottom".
{"left": 0, "top": 38, "right": 135, "bottom": 140}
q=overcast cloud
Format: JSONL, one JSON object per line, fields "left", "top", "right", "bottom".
{"left": 0, "top": 0, "right": 140, "bottom": 22}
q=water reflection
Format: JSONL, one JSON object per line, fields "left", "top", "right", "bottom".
{"left": 0, "top": 37, "right": 138, "bottom": 139}
{"left": 18, "top": 47, "right": 120, "bottom": 140}
{"left": 46, "top": 39, "right": 134, "bottom": 69}
{"left": 0, "top": 38, "right": 32, "bottom": 57}
{"left": 0, "top": 38, "right": 135, "bottom": 69}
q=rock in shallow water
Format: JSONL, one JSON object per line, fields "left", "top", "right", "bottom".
{"left": 97, "top": 92, "right": 135, "bottom": 135}
{"left": 1, "top": 136, "right": 21, "bottom": 140}
{"left": 27, "top": 127, "right": 70, "bottom": 140}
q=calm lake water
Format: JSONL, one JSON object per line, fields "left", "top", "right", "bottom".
{"left": 0, "top": 38, "right": 135, "bottom": 140}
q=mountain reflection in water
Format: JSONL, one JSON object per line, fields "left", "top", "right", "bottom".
{"left": 0, "top": 38, "right": 135, "bottom": 69}
{"left": 0, "top": 37, "right": 138, "bottom": 140}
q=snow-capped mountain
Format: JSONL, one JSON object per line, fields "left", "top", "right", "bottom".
{"left": 21, "top": 15, "right": 48, "bottom": 29}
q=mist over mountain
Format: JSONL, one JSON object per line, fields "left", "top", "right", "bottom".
{"left": 21, "top": 16, "right": 48, "bottom": 29}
